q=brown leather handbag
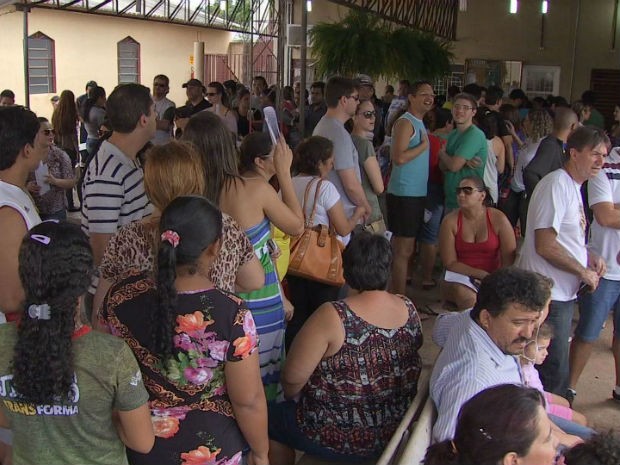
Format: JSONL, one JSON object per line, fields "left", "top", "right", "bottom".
{"left": 288, "top": 178, "right": 345, "bottom": 286}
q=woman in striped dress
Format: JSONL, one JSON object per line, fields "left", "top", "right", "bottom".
{"left": 183, "top": 114, "right": 304, "bottom": 400}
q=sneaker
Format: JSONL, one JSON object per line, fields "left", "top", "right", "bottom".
{"left": 565, "top": 388, "right": 577, "bottom": 407}
{"left": 613, "top": 390, "right": 620, "bottom": 402}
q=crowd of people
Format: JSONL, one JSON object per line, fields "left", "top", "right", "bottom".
{"left": 0, "top": 72, "right": 619, "bottom": 465}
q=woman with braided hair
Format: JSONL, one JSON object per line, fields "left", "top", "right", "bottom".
{"left": 0, "top": 221, "right": 153, "bottom": 465}
{"left": 101, "top": 196, "right": 269, "bottom": 465}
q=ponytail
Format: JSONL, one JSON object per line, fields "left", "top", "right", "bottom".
{"left": 154, "top": 233, "right": 178, "bottom": 362}
{"left": 424, "top": 440, "right": 462, "bottom": 465}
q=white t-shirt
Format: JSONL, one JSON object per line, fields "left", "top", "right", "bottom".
{"left": 152, "top": 97, "right": 175, "bottom": 145}
{"left": 0, "top": 180, "right": 41, "bottom": 230}
{"left": 292, "top": 175, "right": 350, "bottom": 244}
{"left": 588, "top": 147, "right": 620, "bottom": 281}
{"left": 484, "top": 139, "right": 498, "bottom": 204}
{"left": 517, "top": 169, "right": 587, "bottom": 301}
{"left": 511, "top": 138, "right": 543, "bottom": 193}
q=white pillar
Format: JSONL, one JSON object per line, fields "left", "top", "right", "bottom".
{"left": 193, "top": 41, "right": 205, "bottom": 83}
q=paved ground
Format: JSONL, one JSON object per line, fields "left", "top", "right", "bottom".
{"left": 407, "top": 278, "right": 620, "bottom": 432}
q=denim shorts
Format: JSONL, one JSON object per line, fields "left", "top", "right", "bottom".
{"left": 576, "top": 277, "right": 620, "bottom": 342}
{"left": 268, "top": 400, "right": 375, "bottom": 463}
{"left": 417, "top": 183, "right": 445, "bottom": 245}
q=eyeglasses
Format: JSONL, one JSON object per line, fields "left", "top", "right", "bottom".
{"left": 43, "top": 129, "right": 55, "bottom": 136}
{"left": 361, "top": 110, "right": 376, "bottom": 119}
{"left": 456, "top": 186, "right": 483, "bottom": 195}
{"left": 347, "top": 94, "right": 360, "bottom": 102}
{"left": 206, "top": 92, "right": 219, "bottom": 97}
{"left": 453, "top": 104, "right": 474, "bottom": 111}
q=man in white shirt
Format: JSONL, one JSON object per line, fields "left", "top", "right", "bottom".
{"left": 517, "top": 126, "right": 608, "bottom": 397}
{"left": 151, "top": 74, "right": 175, "bottom": 145}
{"left": 569, "top": 144, "right": 620, "bottom": 403}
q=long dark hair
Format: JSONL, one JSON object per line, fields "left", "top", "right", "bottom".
{"left": 181, "top": 111, "right": 240, "bottom": 204}
{"left": 51, "top": 90, "right": 78, "bottom": 141}
{"left": 239, "top": 132, "right": 273, "bottom": 173}
{"left": 424, "top": 384, "right": 545, "bottom": 465}
{"left": 82, "top": 86, "right": 106, "bottom": 123}
{"left": 155, "top": 196, "right": 223, "bottom": 361}
{"left": 12, "top": 221, "right": 93, "bottom": 404}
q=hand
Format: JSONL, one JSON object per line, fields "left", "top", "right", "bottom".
{"left": 247, "top": 451, "right": 269, "bottom": 465}
{"left": 44, "top": 174, "right": 58, "bottom": 186}
{"left": 175, "top": 117, "right": 189, "bottom": 131}
{"left": 26, "top": 181, "right": 40, "bottom": 195}
{"left": 580, "top": 268, "right": 600, "bottom": 290}
{"left": 273, "top": 135, "right": 293, "bottom": 176}
{"left": 283, "top": 296, "right": 294, "bottom": 322}
{"left": 588, "top": 252, "right": 607, "bottom": 277}
{"left": 353, "top": 206, "right": 366, "bottom": 223}
{"left": 505, "top": 120, "right": 517, "bottom": 136}
{"left": 466, "top": 156, "right": 482, "bottom": 169}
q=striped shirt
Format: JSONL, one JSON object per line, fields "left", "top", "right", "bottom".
{"left": 430, "top": 310, "right": 522, "bottom": 441}
{"left": 81, "top": 140, "right": 152, "bottom": 235}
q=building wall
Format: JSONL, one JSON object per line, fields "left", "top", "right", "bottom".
{"left": 291, "top": 0, "right": 620, "bottom": 100}
{"left": 0, "top": 6, "right": 233, "bottom": 118}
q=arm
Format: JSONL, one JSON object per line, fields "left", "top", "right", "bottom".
{"left": 0, "top": 208, "right": 28, "bottom": 313}
{"left": 390, "top": 119, "right": 429, "bottom": 166}
{"left": 92, "top": 277, "right": 113, "bottom": 331}
{"left": 363, "top": 155, "right": 385, "bottom": 194}
{"left": 337, "top": 168, "right": 371, "bottom": 214}
{"left": 501, "top": 135, "right": 514, "bottom": 171}
{"left": 326, "top": 201, "right": 365, "bottom": 236}
{"left": 494, "top": 138, "right": 506, "bottom": 175}
{"left": 115, "top": 404, "right": 155, "bottom": 454}
{"left": 493, "top": 209, "right": 516, "bottom": 267}
{"left": 438, "top": 214, "right": 489, "bottom": 280}
{"left": 226, "top": 352, "right": 269, "bottom": 465}
{"left": 438, "top": 148, "right": 468, "bottom": 173}
{"left": 0, "top": 405, "right": 8, "bottom": 428}
{"left": 592, "top": 201, "right": 620, "bottom": 229}
{"left": 534, "top": 228, "right": 599, "bottom": 288}
{"left": 90, "top": 233, "right": 114, "bottom": 267}
{"left": 46, "top": 173, "right": 77, "bottom": 190}
{"left": 234, "top": 255, "right": 265, "bottom": 293}
{"left": 281, "top": 302, "right": 342, "bottom": 399}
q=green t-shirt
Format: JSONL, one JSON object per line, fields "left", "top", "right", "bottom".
{"left": 0, "top": 326, "right": 149, "bottom": 465}
{"left": 352, "top": 134, "right": 383, "bottom": 223}
{"left": 444, "top": 125, "right": 488, "bottom": 209}
{"left": 584, "top": 107, "right": 605, "bottom": 129}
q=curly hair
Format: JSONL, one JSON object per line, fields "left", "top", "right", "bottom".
{"left": 12, "top": 221, "right": 93, "bottom": 405}
{"left": 51, "top": 90, "right": 78, "bottom": 144}
{"left": 294, "top": 136, "right": 333, "bottom": 176}
{"left": 343, "top": 231, "right": 392, "bottom": 291}
{"left": 424, "top": 384, "right": 545, "bottom": 465}
{"left": 155, "top": 196, "right": 223, "bottom": 360}
{"left": 563, "top": 431, "right": 620, "bottom": 465}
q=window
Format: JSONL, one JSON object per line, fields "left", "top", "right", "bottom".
{"left": 117, "top": 37, "right": 140, "bottom": 84}
{"left": 28, "top": 32, "right": 55, "bottom": 94}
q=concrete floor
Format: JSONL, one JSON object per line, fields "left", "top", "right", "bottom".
{"left": 407, "top": 279, "right": 620, "bottom": 432}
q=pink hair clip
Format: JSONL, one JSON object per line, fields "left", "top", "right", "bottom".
{"left": 161, "top": 230, "right": 180, "bottom": 248}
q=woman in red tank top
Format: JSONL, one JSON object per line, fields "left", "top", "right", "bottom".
{"left": 439, "top": 176, "right": 516, "bottom": 310}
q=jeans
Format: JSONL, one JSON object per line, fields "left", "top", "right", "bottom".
{"left": 576, "top": 277, "right": 620, "bottom": 341}
{"left": 538, "top": 299, "right": 577, "bottom": 395}
{"left": 549, "top": 414, "right": 594, "bottom": 441}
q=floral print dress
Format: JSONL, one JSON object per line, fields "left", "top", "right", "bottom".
{"left": 101, "top": 272, "right": 258, "bottom": 465}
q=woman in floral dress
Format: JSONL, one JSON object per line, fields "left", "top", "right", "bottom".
{"left": 101, "top": 196, "right": 269, "bottom": 465}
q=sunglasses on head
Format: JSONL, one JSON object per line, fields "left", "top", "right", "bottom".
{"left": 361, "top": 110, "right": 376, "bottom": 119}
{"left": 43, "top": 129, "right": 55, "bottom": 136}
{"left": 456, "top": 186, "right": 483, "bottom": 195}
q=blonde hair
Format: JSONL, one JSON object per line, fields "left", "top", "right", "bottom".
{"left": 144, "top": 140, "right": 206, "bottom": 211}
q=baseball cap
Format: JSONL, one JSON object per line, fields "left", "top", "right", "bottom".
{"left": 85, "top": 80, "right": 98, "bottom": 88}
{"left": 355, "top": 74, "right": 374, "bottom": 87}
{"left": 182, "top": 78, "right": 205, "bottom": 89}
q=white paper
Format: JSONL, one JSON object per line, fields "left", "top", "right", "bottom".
{"left": 444, "top": 270, "right": 479, "bottom": 292}
{"left": 263, "top": 106, "right": 280, "bottom": 145}
{"left": 34, "top": 162, "right": 51, "bottom": 196}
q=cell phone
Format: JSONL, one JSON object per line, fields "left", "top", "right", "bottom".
{"left": 263, "top": 106, "right": 280, "bottom": 145}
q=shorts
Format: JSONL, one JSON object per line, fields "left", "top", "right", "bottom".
{"left": 575, "top": 277, "right": 620, "bottom": 342}
{"left": 417, "top": 183, "right": 445, "bottom": 245}
{"left": 386, "top": 194, "right": 426, "bottom": 238}
{"left": 268, "top": 401, "right": 374, "bottom": 462}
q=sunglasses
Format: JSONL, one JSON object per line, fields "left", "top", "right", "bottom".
{"left": 361, "top": 110, "right": 376, "bottom": 119}
{"left": 456, "top": 186, "right": 483, "bottom": 195}
{"left": 206, "top": 92, "right": 219, "bottom": 97}
{"left": 43, "top": 129, "right": 55, "bottom": 136}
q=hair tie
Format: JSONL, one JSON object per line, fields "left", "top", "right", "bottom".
{"left": 28, "top": 303, "right": 51, "bottom": 320}
{"left": 450, "top": 440, "right": 458, "bottom": 455}
{"left": 30, "top": 234, "right": 51, "bottom": 245}
{"left": 161, "top": 230, "right": 180, "bottom": 248}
